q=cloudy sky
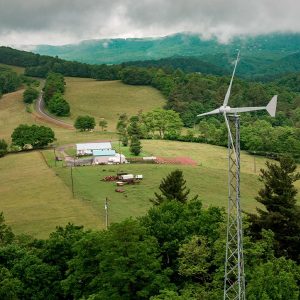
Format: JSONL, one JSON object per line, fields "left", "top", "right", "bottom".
{"left": 0, "top": 0, "right": 299, "bottom": 46}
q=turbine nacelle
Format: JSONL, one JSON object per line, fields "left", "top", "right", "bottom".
{"left": 219, "top": 106, "right": 231, "bottom": 114}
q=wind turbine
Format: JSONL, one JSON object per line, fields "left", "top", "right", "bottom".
{"left": 197, "top": 52, "right": 277, "bottom": 300}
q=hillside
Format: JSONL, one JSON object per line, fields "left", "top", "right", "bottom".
{"left": 63, "top": 78, "right": 166, "bottom": 131}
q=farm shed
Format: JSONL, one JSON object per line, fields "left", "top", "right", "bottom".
{"left": 93, "top": 153, "right": 127, "bottom": 165}
{"left": 76, "top": 142, "right": 112, "bottom": 155}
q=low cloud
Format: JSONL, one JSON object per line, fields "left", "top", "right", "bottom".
{"left": 0, "top": 0, "right": 299, "bottom": 45}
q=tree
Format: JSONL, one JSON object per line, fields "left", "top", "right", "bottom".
{"left": 116, "top": 113, "right": 128, "bottom": 146}
{"left": 0, "top": 139, "right": 8, "bottom": 157}
{"left": 247, "top": 257, "right": 300, "bottom": 300}
{"left": 141, "top": 199, "right": 223, "bottom": 280}
{"left": 130, "top": 135, "right": 142, "bottom": 156}
{"left": 128, "top": 115, "right": 143, "bottom": 138}
{"left": 0, "top": 267, "right": 23, "bottom": 300}
{"left": 152, "top": 169, "right": 195, "bottom": 205}
{"left": 63, "top": 219, "right": 171, "bottom": 299}
{"left": 248, "top": 156, "right": 300, "bottom": 262}
{"left": 178, "top": 236, "right": 211, "bottom": 282}
{"left": 74, "top": 115, "right": 96, "bottom": 131}
{"left": 48, "top": 93, "right": 70, "bottom": 116}
{"left": 23, "top": 87, "right": 39, "bottom": 104}
{"left": 0, "top": 212, "right": 14, "bottom": 245}
{"left": 11, "top": 124, "right": 55, "bottom": 149}
{"left": 99, "top": 118, "right": 108, "bottom": 131}
{"left": 142, "top": 109, "right": 183, "bottom": 139}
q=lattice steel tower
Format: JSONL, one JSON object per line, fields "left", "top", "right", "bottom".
{"left": 197, "top": 52, "right": 277, "bottom": 300}
{"left": 223, "top": 115, "right": 245, "bottom": 300}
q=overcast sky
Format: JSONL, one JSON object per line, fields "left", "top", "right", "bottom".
{"left": 0, "top": 0, "right": 299, "bottom": 46}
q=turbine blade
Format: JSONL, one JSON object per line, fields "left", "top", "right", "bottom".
{"left": 197, "top": 108, "right": 220, "bottom": 117}
{"left": 229, "top": 106, "right": 265, "bottom": 114}
{"left": 266, "top": 95, "right": 277, "bottom": 117}
{"left": 223, "top": 51, "right": 240, "bottom": 107}
{"left": 224, "top": 113, "right": 237, "bottom": 161}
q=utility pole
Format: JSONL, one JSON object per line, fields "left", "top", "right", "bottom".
{"left": 119, "top": 138, "right": 122, "bottom": 164}
{"left": 70, "top": 166, "right": 74, "bottom": 198}
{"left": 54, "top": 146, "right": 57, "bottom": 167}
{"left": 105, "top": 197, "right": 109, "bottom": 229}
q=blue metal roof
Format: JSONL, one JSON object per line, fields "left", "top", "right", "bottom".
{"left": 92, "top": 149, "right": 116, "bottom": 156}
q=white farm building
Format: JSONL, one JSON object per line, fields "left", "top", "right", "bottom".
{"left": 76, "top": 142, "right": 127, "bottom": 164}
{"left": 76, "top": 142, "right": 112, "bottom": 155}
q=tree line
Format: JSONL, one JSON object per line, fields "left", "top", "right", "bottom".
{"left": 0, "top": 67, "right": 21, "bottom": 96}
{"left": 43, "top": 72, "right": 70, "bottom": 116}
{"left": 0, "top": 46, "right": 120, "bottom": 80}
{"left": 0, "top": 158, "right": 299, "bottom": 299}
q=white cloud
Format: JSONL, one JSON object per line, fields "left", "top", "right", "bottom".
{"left": 0, "top": 0, "right": 299, "bottom": 45}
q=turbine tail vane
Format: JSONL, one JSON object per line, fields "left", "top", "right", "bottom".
{"left": 229, "top": 95, "right": 278, "bottom": 115}
{"left": 266, "top": 95, "right": 277, "bottom": 117}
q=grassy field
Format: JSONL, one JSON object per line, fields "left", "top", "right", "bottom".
{"left": 0, "top": 151, "right": 102, "bottom": 238}
{"left": 63, "top": 78, "right": 166, "bottom": 131}
{"left": 0, "top": 63, "right": 25, "bottom": 74}
{"left": 43, "top": 149, "right": 261, "bottom": 229}
{"left": 44, "top": 140, "right": 300, "bottom": 227}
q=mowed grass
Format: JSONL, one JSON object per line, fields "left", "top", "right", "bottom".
{"left": 44, "top": 139, "right": 300, "bottom": 228}
{"left": 0, "top": 86, "right": 118, "bottom": 145}
{"left": 0, "top": 151, "right": 102, "bottom": 238}
{"left": 45, "top": 153, "right": 261, "bottom": 224}
{"left": 64, "top": 78, "right": 166, "bottom": 130}
{"left": 0, "top": 89, "right": 34, "bottom": 141}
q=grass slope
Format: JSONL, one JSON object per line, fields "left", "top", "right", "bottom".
{"left": 0, "top": 63, "right": 25, "bottom": 74}
{"left": 0, "top": 151, "right": 102, "bottom": 238}
{"left": 64, "top": 78, "right": 166, "bottom": 131}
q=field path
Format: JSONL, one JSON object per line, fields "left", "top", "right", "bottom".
{"left": 35, "top": 92, "right": 74, "bottom": 129}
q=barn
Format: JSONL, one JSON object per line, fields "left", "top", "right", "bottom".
{"left": 76, "top": 142, "right": 112, "bottom": 156}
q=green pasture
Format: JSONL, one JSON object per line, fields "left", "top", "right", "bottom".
{"left": 0, "top": 151, "right": 102, "bottom": 238}
{"left": 63, "top": 78, "right": 166, "bottom": 130}
{"left": 43, "top": 150, "right": 261, "bottom": 227}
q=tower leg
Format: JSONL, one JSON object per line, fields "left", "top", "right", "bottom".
{"left": 223, "top": 115, "right": 246, "bottom": 300}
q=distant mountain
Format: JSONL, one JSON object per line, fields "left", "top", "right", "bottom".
{"left": 32, "top": 32, "right": 300, "bottom": 64}
{"left": 29, "top": 32, "right": 300, "bottom": 79}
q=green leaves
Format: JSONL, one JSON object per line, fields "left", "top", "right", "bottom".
{"left": 23, "top": 86, "right": 39, "bottom": 104}
{"left": 74, "top": 115, "right": 96, "bottom": 131}
{"left": 11, "top": 124, "right": 55, "bottom": 149}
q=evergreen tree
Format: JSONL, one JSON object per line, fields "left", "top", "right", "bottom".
{"left": 248, "top": 156, "right": 300, "bottom": 262}
{"left": 152, "top": 169, "right": 196, "bottom": 205}
{"left": 129, "top": 135, "right": 142, "bottom": 156}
